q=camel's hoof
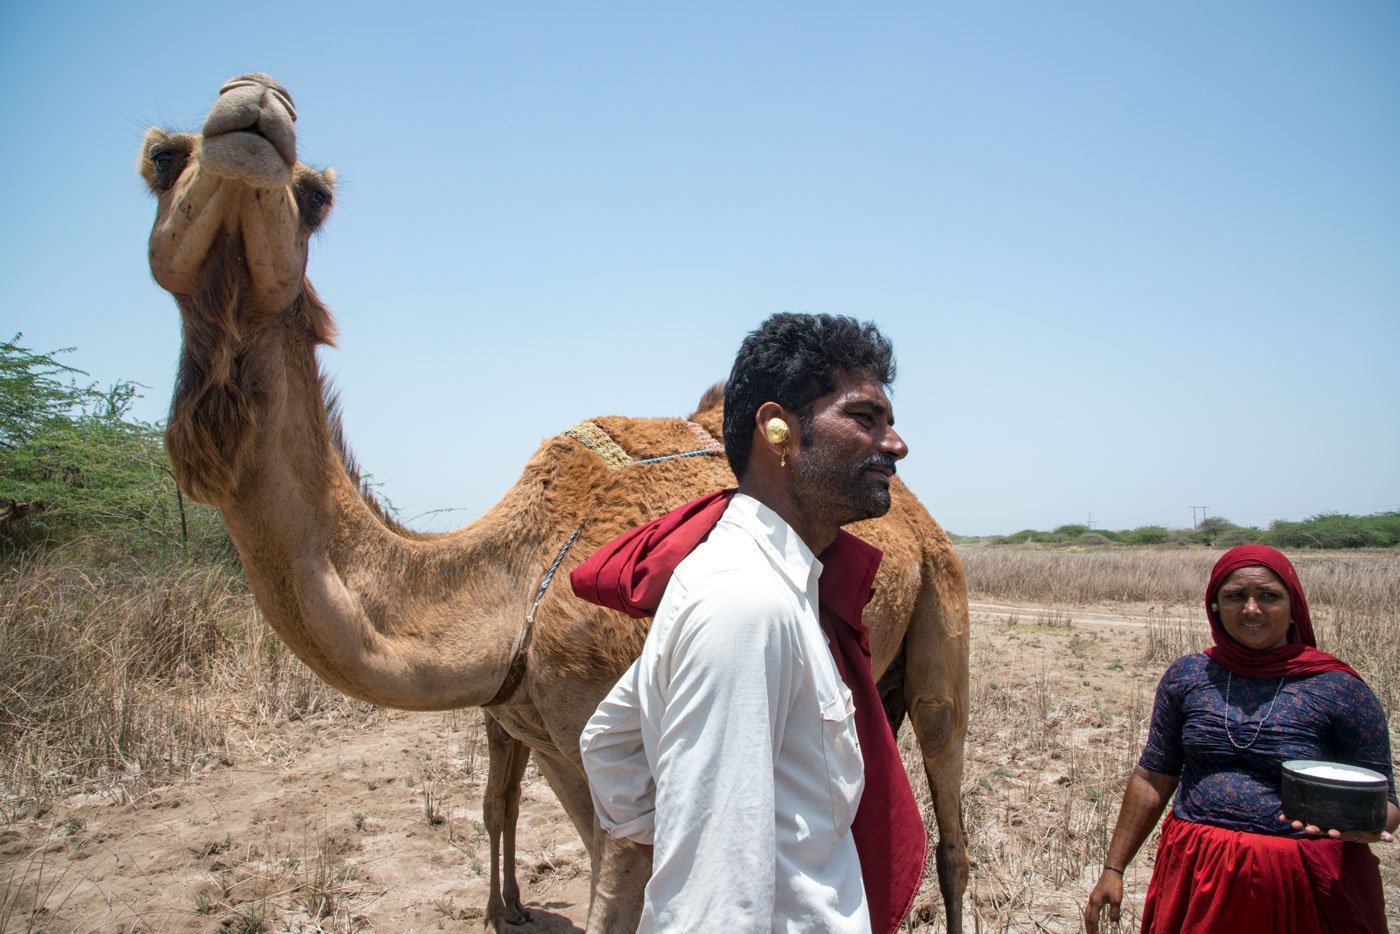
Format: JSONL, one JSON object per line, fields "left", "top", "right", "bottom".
{"left": 483, "top": 905, "right": 533, "bottom": 931}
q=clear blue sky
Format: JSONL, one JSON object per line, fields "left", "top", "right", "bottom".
{"left": 3, "top": 2, "right": 1397, "bottom": 535}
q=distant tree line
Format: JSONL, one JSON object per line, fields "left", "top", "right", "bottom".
{"left": 959, "top": 512, "right": 1400, "bottom": 549}
{"left": 0, "top": 336, "right": 232, "bottom": 561}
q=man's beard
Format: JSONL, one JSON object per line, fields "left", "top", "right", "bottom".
{"left": 790, "top": 447, "right": 897, "bottom": 528}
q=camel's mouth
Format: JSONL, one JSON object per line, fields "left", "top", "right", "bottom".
{"left": 199, "top": 75, "right": 298, "bottom": 189}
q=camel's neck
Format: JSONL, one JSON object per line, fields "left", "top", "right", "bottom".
{"left": 167, "top": 281, "right": 554, "bottom": 709}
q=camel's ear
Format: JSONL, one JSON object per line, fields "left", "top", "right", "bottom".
{"left": 322, "top": 167, "right": 337, "bottom": 191}
{"left": 689, "top": 381, "right": 725, "bottom": 419}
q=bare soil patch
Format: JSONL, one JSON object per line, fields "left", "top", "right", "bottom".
{"left": 1, "top": 709, "right": 589, "bottom": 932}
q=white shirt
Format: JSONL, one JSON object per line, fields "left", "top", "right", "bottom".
{"left": 580, "top": 494, "right": 869, "bottom": 933}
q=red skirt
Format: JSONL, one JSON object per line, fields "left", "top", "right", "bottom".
{"left": 1142, "top": 814, "right": 1386, "bottom": 933}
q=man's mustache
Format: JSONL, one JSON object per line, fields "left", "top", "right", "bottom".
{"left": 859, "top": 454, "right": 898, "bottom": 474}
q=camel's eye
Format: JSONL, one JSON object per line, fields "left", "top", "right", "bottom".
{"left": 296, "top": 180, "right": 333, "bottom": 230}
{"left": 139, "top": 131, "right": 194, "bottom": 194}
{"left": 148, "top": 146, "right": 189, "bottom": 191}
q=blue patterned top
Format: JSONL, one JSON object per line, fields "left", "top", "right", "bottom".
{"left": 1139, "top": 654, "right": 1398, "bottom": 835}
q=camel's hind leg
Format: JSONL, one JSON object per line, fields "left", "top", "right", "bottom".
{"left": 483, "top": 713, "right": 533, "bottom": 929}
{"left": 903, "top": 556, "right": 970, "bottom": 932}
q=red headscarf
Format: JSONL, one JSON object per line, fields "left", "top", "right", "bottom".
{"left": 1203, "top": 545, "right": 1360, "bottom": 680}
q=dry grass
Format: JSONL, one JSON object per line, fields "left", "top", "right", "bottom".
{"left": 959, "top": 543, "right": 1400, "bottom": 610}
{"left": 0, "top": 550, "right": 365, "bottom": 820}
{"left": 960, "top": 544, "right": 1400, "bottom": 729}
{"left": 902, "top": 611, "right": 1162, "bottom": 931}
{"left": 959, "top": 545, "right": 1216, "bottom": 605}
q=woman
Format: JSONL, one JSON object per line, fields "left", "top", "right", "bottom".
{"left": 1084, "top": 545, "right": 1398, "bottom": 933}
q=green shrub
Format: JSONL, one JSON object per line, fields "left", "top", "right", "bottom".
{"left": 1264, "top": 513, "right": 1400, "bottom": 550}
{"left": 1121, "top": 525, "right": 1170, "bottom": 545}
{"left": 1215, "top": 527, "right": 1263, "bottom": 548}
{"left": 974, "top": 513, "right": 1397, "bottom": 550}
{"left": 1002, "top": 529, "right": 1052, "bottom": 544}
{"left": 0, "top": 336, "right": 230, "bottom": 560}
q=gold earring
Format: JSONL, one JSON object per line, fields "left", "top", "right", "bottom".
{"left": 764, "top": 418, "right": 789, "bottom": 444}
{"left": 780, "top": 450, "right": 787, "bottom": 468}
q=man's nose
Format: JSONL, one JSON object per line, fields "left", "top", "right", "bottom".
{"left": 882, "top": 427, "right": 909, "bottom": 461}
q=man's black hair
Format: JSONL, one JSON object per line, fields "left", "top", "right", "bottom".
{"left": 723, "top": 313, "right": 896, "bottom": 479}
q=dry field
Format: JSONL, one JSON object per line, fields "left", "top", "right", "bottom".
{"left": 1, "top": 545, "right": 1396, "bottom": 932}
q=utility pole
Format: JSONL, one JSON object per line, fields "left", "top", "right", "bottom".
{"left": 1190, "top": 506, "right": 1210, "bottom": 529}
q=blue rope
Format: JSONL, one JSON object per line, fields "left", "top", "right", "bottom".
{"left": 528, "top": 523, "right": 583, "bottom": 623}
{"left": 631, "top": 448, "right": 721, "bottom": 466}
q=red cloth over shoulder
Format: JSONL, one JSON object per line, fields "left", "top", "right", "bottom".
{"left": 570, "top": 490, "right": 928, "bottom": 934}
{"left": 1203, "top": 545, "right": 1360, "bottom": 681}
{"left": 570, "top": 490, "right": 731, "bottom": 619}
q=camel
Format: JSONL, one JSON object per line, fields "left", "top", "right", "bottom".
{"left": 139, "top": 73, "right": 970, "bottom": 932}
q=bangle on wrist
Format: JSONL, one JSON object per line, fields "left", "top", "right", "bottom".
{"left": 1103, "top": 865, "right": 1125, "bottom": 875}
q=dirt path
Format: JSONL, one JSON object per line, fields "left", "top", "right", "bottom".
{"left": 969, "top": 600, "right": 1197, "bottom": 629}
{"left": 1, "top": 709, "right": 590, "bottom": 932}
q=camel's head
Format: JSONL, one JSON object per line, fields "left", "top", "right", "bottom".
{"left": 139, "top": 74, "right": 336, "bottom": 315}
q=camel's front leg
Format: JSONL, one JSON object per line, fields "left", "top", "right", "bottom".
{"left": 905, "top": 574, "right": 971, "bottom": 932}
{"left": 483, "top": 713, "right": 533, "bottom": 930}
{"left": 914, "top": 705, "right": 968, "bottom": 932}
{"left": 522, "top": 748, "right": 653, "bottom": 931}
{"left": 587, "top": 828, "right": 651, "bottom": 934}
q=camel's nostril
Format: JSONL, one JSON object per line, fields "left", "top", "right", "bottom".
{"left": 267, "top": 88, "right": 297, "bottom": 123}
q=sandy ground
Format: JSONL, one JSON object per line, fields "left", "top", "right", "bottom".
{"left": 1, "top": 708, "right": 591, "bottom": 932}
{"left": 3, "top": 602, "right": 1395, "bottom": 932}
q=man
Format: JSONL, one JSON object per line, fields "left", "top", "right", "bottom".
{"left": 575, "top": 313, "right": 920, "bottom": 932}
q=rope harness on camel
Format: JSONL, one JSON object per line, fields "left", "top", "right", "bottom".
{"left": 485, "top": 419, "right": 724, "bottom": 706}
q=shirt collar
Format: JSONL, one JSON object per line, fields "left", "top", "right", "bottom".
{"left": 721, "top": 493, "right": 822, "bottom": 595}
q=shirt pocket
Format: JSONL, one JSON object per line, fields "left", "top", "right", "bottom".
{"left": 818, "top": 682, "right": 864, "bottom": 835}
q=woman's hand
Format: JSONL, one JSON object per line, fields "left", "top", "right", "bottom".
{"left": 1084, "top": 766, "right": 1178, "bottom": 932}
{"left": 1083, "top": 870, "right": 1123, "bottom": 933}
{"left": 1278, "top": 813, "right": 1395, "bottom": 844}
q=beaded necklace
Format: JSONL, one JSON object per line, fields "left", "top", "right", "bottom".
{"left": 1223, "top": 672, "right": 1286, "bottom": 750}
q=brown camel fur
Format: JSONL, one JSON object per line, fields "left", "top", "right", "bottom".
{"left": 140, "top": 74, "right": 970, "bottom": 932}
